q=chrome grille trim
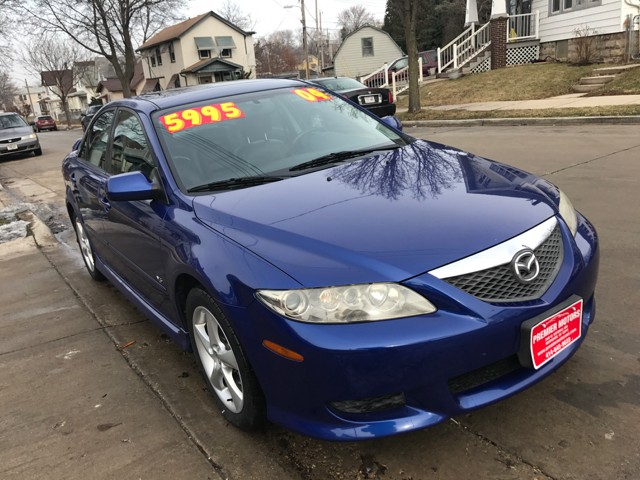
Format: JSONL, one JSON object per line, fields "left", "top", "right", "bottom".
{"left": 430, "top": 217, "right": 565, "bottom": 303}
{"left": 430, "top": 217, "right": 558, "bottom": 280}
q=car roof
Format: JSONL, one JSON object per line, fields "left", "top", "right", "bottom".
{"left": 107, "top": 79, "right": 311, "bottom": 113}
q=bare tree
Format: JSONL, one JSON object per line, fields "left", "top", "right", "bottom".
{"left": 0, "top": 70, "right": 17, "bottom": 111}
{"left": 388, "top": 0, "right": 421, "bottom": 113}
{"left": 19, "top": 0, "right": 184, "bottom": 98}
{"left": 337, "top": 5, "right": 377, "bottom": 39}
{"left": 0, "top": 0, "right": 16, "bottom": 65}
{"left": 23, "top": 35, "right": 89, "bottom": 127}
{"left": 255, "top": 31, "right": 300, "bottom": 75}
{"left": 218, "top": 0, "right": 255, "bottom": 31}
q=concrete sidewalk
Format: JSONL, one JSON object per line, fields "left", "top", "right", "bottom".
{"left": 0, "top": 203, "right": 218, "bottom": 478}
{"left": 425, "top": 93, "right": 640, "bottom": 112}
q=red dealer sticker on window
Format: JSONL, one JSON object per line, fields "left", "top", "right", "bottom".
{"left": 159, "top": 102, "right": 245, "bottom": 134}
{"left": 292, "top": 88, "right": 332, "bottom": 102}
{"left": 529, "top": 299, "right": 583, "bottom": 369}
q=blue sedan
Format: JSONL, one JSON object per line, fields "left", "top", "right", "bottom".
{"left": 62, "top": 79, "right": 599, "bottom": 441}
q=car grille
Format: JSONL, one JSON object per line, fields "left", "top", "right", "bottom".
{"left": 0, "top": 137, "right": 21, "bottom": 144}
{"left": 329, "top": 392, "right": 406, "bottom": 414}
{"left": 443, "top": 225, "right": 563, "bottom": 303}
{"left": 448, "top": 355, "right": 521, "bottom": 393}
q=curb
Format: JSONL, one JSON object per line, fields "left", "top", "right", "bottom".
{"left": 401, "top": 115, "right": 640, "bottom": 128}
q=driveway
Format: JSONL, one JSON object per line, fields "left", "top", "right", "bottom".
{"left": 0, "top": 125, "right": 638, "bottom": 479}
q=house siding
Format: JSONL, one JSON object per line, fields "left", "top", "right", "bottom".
{"left": 139, "top": 15, "right": 256, "bottom": 90}
{"left": 535, "top": 0, "right": 624, "bottom": 42}
{"left": 334, "top": 27, "right": 403, "bottom": 78}
{"left": 179, "top": 19, "right": 255, "bottom": 78}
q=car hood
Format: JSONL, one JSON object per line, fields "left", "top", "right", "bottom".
{"left": 0, "top": 126, "right": 33, "bottom": 140}
{"left": 192, "top": 140, "right": 559, "bottom": 287}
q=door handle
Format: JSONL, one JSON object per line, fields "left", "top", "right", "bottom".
{"left": 99, "top": 195, "right": 111, "bottom": 212}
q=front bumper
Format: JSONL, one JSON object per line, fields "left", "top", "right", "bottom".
{"left": 0, "top": 139, "right": 40, "bottom": 157}
{"left": 235, "top": 214, "right": 599, "bottom": 440}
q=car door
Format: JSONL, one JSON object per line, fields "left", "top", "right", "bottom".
{"left": 99, "top": 108, "right": 172, "bottom": 313}
{"left": 70, "top": 109, "right": 116, "bottom": 257}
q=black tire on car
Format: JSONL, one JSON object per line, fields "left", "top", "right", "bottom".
{"left": 186, "top": 287, "right": 266, "bottom": 431}
{"left": 73, "top": 213, "right": 105, "bottom": 281}
{"left": 34, "top": 148, "right": 42, "bottom": 156}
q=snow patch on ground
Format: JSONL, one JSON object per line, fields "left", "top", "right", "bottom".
{"left": 0, "top": 204, "right": 32, "bottom": 243}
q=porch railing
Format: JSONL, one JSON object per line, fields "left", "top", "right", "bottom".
{"left": 437, "top": 11, "right": 540, "bottom": 74}
{"left": 361, "top": 63, "right": 389, "bottom": 88}
{"left": 508, "top": 11, "right": 540, "bottom": 42}
{"left": 391, "top": 57, "right": 423, "bottom": 98}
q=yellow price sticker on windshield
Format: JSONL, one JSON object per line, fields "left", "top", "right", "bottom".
{"left": 292, "top": 88, "right": 332, "bottom": 102}
{"left": 160, "top": 102, "right": 245, "bottom": 134}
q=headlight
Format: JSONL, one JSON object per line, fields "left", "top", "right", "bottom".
{"left": 558, "top": 189, "right": 578, "bottom": 236}
{"left": 23, "top": 134, "right": 37, "bottom": 140}
{"left": 256, "top": 283, "right": 436, "bottom": 323}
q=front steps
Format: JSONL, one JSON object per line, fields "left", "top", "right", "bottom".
{"left": 572, "top": 64, "right": 640, "bottom": 93}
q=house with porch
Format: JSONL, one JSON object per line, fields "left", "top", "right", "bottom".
{"left": 439, "top": 0, "right": 640, "bottom": 75}
{"left": 136, "top": 11, "right": 256, "bottom": 90}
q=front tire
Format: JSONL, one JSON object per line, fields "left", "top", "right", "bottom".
{"left": 186, "top": 288, "right": 265, "bottom": 431}
{"left": 34, "top": 147, "right": 42, "bottom": 156}
{"left": 73, "top": 214, "right": 105, "bottom": 281}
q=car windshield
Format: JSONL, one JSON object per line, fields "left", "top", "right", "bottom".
{"left": 314, "top": 78, "right": 366, "bottom": 91}
{"left": 153, "top": 86, "right": 409, "bottom": 191}
{"left": 87, "top": 106, "right": 101, "bottom": 114}
{"left": 38, "top": 116, "right": 53, "bottom": 121}
{"left": 0, "top": 115, "right": 27, "bottom": 130}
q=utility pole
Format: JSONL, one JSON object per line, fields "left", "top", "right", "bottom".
{"left": 24, "top": 79, "right": 36, "bottom": 119}
{"left": 301, "top": 0, "right": 310, "bottom": 79}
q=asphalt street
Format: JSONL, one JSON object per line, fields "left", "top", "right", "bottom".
{"left": 0, "top": 126, "right": 638, "bottom": 479}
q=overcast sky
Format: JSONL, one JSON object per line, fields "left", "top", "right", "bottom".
{"left": 13, "top": 0, "right": 388, "bottom": 86}
{"left": 189, "top": 0, "right": 388, "bottom": 38}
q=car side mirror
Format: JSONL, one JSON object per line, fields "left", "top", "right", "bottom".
{"left": 106, "top": 171, "right": 164, "bottom": 202}
{"left": 80, "top": 113, "right": 86, "bottom": 117}
{"left": 381, "top": 115, "right": 403, "bottom": 132}
{"left": 72, "top": 138, "right": 82, "bottom": 151}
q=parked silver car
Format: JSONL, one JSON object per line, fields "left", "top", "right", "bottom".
{"left": 0, "top": 112, "right": 42, "bottom": 158}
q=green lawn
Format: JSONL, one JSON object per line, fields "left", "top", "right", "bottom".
{"left": 397, "top": 62, "right": 640, "bottom": 120}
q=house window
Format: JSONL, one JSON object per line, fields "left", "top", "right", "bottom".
{"left": 549, "top": 0, "right": 600, "bottom": 14}
{"left": 168, "top": 43, "right": 175, "bottom": 63}
{"left": 198, "top": 75, "right": 213, "bottom": 84}
{"left": 220, "top": 48, "right": 232, "bottom": 58}
{"left": 155, "top": 47, "right": 162, "bottom": 66}
{"left": 150, "top": 55, "right": 156, "bottom": 67}
{"left": 195, "top": 37, "right": 215, "bottom": 60}
{"left": 362, "top": 37, "right": 374, "bottom": 57}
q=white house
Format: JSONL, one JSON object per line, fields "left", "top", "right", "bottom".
{"left": 13, "top": 85, "right": 48, "bottom": 119}
{"left": 136, "top": 11, "right": 256, "bottom": 90}
{"left": 333, "top": 25, "right": 404, "bottom": 78}
{"left": 531, "top": 0, "right": 640, "bottom": 60}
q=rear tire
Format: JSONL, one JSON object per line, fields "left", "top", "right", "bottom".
{"left": 186, "top": 288, "right": 266, "bottom": 431}
{"left": 73, "top": 214, "right": 105, "bottom": 281}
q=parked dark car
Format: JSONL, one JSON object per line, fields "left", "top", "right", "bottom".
{"left": 34, "top": 114, "right": 57, "bottom": 132}
{"left": 62, "top": 79, "right": 598, "bottom": 441}
{"left": 310, "top": 77, "right": 396, "bottom": 117}
{"left": 0, "top": 112, "right": 42, "bottom": 158}
{"left": 80, "top": 105, "right": 102, "bottom": 131}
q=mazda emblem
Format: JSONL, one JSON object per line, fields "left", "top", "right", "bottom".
{"left": 512, "top": 249, "right": 540, "bottom": 283}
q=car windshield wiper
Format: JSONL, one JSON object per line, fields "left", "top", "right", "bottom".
{"left": 289, "top": 145, "right": 402, "bottom": 172}
{"left": 187, "top": 175, "right": 286, "bottom": 193}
